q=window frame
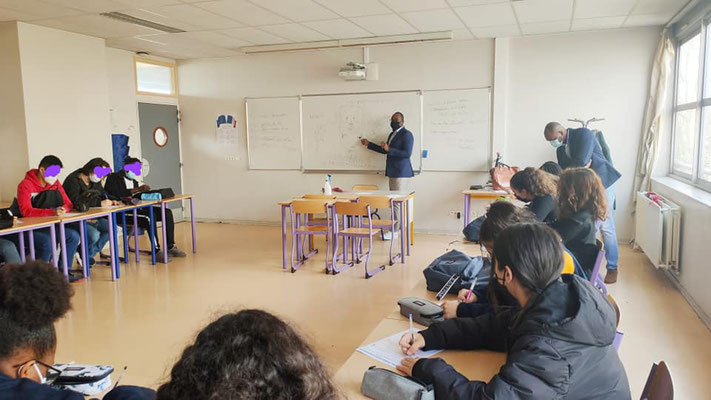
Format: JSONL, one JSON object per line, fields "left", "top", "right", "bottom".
{"left": 134, "top": 57, "right": 178, "bottom": 97}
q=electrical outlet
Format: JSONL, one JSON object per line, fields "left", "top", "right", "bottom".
{"left": 449, "top": 210, "right": 461, "bottom": 219}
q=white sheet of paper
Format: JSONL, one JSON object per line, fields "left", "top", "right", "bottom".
{"left": 356, "top": 330, "right": 443, "bottom": 368}
{"left": 62, "top": 213, "right": 82, "bottom": 217}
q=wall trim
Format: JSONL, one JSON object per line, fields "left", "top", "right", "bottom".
{"left": 662, "top": 268, "right": 711, "bottom": 331}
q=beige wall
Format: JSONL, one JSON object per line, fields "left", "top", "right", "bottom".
{"left": 106, "top": 47, "right": 142, "bottom": 165}
{"left": 0, "top": 22, "right": 29, "bottom": 201}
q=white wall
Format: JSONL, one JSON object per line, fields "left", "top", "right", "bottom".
{"left": 0, "top": 22, "right": 29, "bottom": 201}
{"left": 505, "top": 27, "right": 662, "bottom": 240}
{"left": 17, "top": 22, "right": 112, "bottom": 175}
{"left": 106, "top": 47, "right": 141, "bottom": 164}
{"left": 178, "top": 40, "right": 494, "bottom": 233}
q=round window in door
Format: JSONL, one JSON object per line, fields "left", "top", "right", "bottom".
{"left": 153, "top": 127, "right": 168, "bottom": 147}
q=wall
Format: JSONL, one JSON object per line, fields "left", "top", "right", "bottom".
{"left": 178, "top": 40, "right": 494, "bottom": 233}
{"left": 0, "top": 22, "right": 30, "bottom": 201}
{"left": 106, "top": 47, "right": 141, "bottom": 164}
{"left": 505, "top": 27, "right": 662, "bottom": 240}
{"left": 17, "top": 22, "right": 112, "bottom": 176}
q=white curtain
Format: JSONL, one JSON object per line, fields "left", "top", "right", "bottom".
{"left": 633, "top": 29, "right": 675, "bottom": 195}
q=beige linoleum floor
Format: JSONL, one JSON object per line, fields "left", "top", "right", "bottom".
{"left": 55, "top": 222, "right": 711, "bottom": 398}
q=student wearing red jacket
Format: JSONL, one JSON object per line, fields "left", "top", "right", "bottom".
{"left": 14, "top": 156, "right": 82, "bottom": 279}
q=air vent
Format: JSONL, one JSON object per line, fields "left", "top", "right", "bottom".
{"left": 100, "top": 12, "right": 186, "bottom": 34}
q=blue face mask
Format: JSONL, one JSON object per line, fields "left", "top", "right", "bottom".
{"left": 549, "top": 138, "right": 564, "bottom": 149}
{"left": 126, "top": 171, "right": 138, "bottom": 180}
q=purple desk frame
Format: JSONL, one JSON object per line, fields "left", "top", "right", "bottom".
{"left": 158, "top": 196, "right": 197, "bottom": 264}
{"left": 60, "top": 210, "right": 118, "bottom": 281}
{"left": 0, "top": 220, "right": 58, "bottom": 267}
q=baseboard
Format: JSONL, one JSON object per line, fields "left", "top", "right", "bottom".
{"left": 662, "top": 269, "right": 711, "bottom": 331}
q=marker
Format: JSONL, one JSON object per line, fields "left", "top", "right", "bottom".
{"left": 465, "top": 277, "right": 478, "bottom": 302}
{"left": 409, "top": 313, "right": 414, "bottom": 345}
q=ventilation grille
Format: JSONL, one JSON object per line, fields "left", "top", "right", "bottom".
{"left": 100, "top": 12, "right": 186, "bottom": 34}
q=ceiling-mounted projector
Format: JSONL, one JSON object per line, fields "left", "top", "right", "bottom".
{"left": 339, "top": 62, "right": 367, "bottom": 81}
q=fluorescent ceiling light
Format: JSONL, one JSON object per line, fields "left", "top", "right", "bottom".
{"left": 100, "top": 12, "right": 186, "bottom": 34}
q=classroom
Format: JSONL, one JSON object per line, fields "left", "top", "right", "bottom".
{"left": 0, "top": 0, "right": 709, "bottom": 399}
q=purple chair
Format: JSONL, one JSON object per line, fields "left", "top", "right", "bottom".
{"left": 331, "top": 201, "right": 384, "bottom": 279}
{"left": 640, "top": 361, "right": 673, "bottom": 400}
{"left": 607, "top": 294, "right": 624, "bottom": 350}
{"left": 289, "top": 200, "right": 332, "bottom": 273}
{"left": 358, "top": 195, "right": 401, "bottom": 265}
{"left": 589, "top": 239, "right": 608, "bottom": 295}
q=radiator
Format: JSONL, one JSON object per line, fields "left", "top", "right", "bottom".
{"left": 634, "top": 192, "right": 681, "bottom": 271}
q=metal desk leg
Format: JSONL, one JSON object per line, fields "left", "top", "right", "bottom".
{"left": 29, "top": 231, "right": 35, "bottom": 261}
{"left": 149, "top": 206, "right": 156, "bottom": 265}
{"left": 122, "top": 212, "right": 129, "bottom": 263}
{"left": 405, "top": 200, "right": 410, "bottom": 256}
{"left": 50, "top": 224, "right": 58, "bottom": 268}
{"left": 190, "top": 198, "right": 197, "bottom": 253}
{"left": 59, "top": 223, "right": 69, "bottom": 278}
{"left": 107, "top": 213, "right": 117, "bottom": 281}
{"left": 133, "top": 209, "right": 140, "bottom": 263}
{"left": 161, "top": 203, "right": 168, "bottom": 264}
{"left": 400, "top": 200, "right": 406, "bottom": 264}
{"left": 18, "top": 231, "right": 26, "bottom": 263}
{"left": 463, "top": 194, "right": 470, "bottom": 228}
{"left": 79, "top": 221, "right": 88, "bottom": 278}
{"left": 281, "top": 204, "right": 288, "bottom": 270}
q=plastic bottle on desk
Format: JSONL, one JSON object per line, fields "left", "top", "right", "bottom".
{"left": 324, "top": 174, "right": 332, "bottom": 195}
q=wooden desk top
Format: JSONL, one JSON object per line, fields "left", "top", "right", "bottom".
{"left": 278, "top": 191, "right": 415, "bottom": 206}
{"left": 0, "top": 216, "right": 61, "bottom": 234}
{"left": 333, "top": 318, "right": 505, "bottom": 399}
{"left": 161, "top": 194, "right": 193, "bottom": 202}
{"left": 463, "top": 189, "right": 511, "bottom": 197}
{"left": 58, "top": 207, "right": 116, "bottom": 223}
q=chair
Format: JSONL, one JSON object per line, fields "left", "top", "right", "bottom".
{"left": 607, "top": 294, "right": 624, "bottom": 350}
{"left": 331, "top": 201, "right": 384, "bottom": 278}
{"left": 290, "top": 200, "right": 332, "bottom": 273}
{"left": 302, "top": 194, "right": 336, "bottom": 252}
{"left": 640, "top": 361, "right": 673, "bottom": 400}
{"left": 358, "top": 195, "right": 401, "bottom": 265}
{"left": 589, "top": 239, "right": 608, "bottom": 295}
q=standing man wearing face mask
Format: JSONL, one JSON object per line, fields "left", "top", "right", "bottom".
{"left": 360, "top": 112, "right": 414, "bottom": 239}
{"left": 543, "top": 122, "right": 621, "bottom": 283}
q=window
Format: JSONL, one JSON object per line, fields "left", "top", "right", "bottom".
{"left": 671, "top": 23, "right": 711, "bottom": 188}
{"left": 135, "top": 58, "right": 177, "bottom": 96}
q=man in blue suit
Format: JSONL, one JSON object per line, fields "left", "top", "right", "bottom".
{"left": 361, "top": 112, "right": 414, "bottom": 239}
{"left": 544, "top": 122, "right": 622, "bottom": 283}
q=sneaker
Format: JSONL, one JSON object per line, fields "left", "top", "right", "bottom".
{"left": 156, "top": 252, "right": 172, "bottom": 263}
{"left": 382, "top": 231, "right": 399, "bottom": 241}
{"left": 68, "top": 272, "right": 85, "bottom": 283}
{"left": 604, "top": 269, "right": 618, "bottom": 284}
{"left": 89, "top": 257, "right": 96, "bottom": 267}
{"left": 168, "top": 246, "right": 187, "bottom": 257}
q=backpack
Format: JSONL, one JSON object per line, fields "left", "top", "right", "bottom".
{"left": 31, "top": 190, "right": 63, "bottom": 209}
{"left": 423, "top": 250, "right": 490, "bottom": 296}
{"left": 73, "top": 189, "right": 103, "bottom": 212}
{"left": 0, "top": 208, "right": 13, "bottom": 230}
{"left": 462, "top": 215, "right": 485, "bottom": 242}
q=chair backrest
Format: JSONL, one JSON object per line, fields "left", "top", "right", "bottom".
{"left": 334, "top": 201, "right": 370, "bottom": 217}
{"left": 358, "top": 195, "right": 393, "bottom": 210}
{"left": 352, "top": 184, "right": 378, "bottom": 191}
{"left": 606, "top": 294, "right": 621, "bottom": 327}
{"left": 641, "top": 361, "right": 673, "bottom": 400}
{"left": 291, "top": 200, "right": 328, "bottom": 215}
{"left": 303, "top": 194, "right": 337, "bottom": 200}
{"left": 589, "top": 239, "right": 605, "bottom": 283}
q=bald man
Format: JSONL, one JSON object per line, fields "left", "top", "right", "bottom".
{"left": 544, "top": 122, "right": 621, "bottom": 283}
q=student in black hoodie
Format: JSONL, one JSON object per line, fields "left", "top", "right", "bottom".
{"left": 510, "top": 167, "right": 558, "bottom": 223}
{"left": 104, "top": 157, "right": 185, "bottom": 263}
{"left": 0, "top": 261, "right": 154, "bottom": 400}
{"left": 551, "top": 167, "right": 607, "bottom": 276}
{"left": 397, "top": 224, "right": 630, "bottom": 399}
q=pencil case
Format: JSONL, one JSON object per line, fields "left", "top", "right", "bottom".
{"left": 361, "top": 366, "right": 434, "bottom": 400}
{"left": 397, "top": 297, "right": 444, "bottom": 327}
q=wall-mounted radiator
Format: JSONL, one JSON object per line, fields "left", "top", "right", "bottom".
{"left": 634, "top": 192, "right": 681, "bottom": 271}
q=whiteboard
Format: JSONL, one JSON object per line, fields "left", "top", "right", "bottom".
{"left": 246, "top": 96, "right": 301, "bottom": 170}
{"left": 301, "top": 91, "right": 422, "bottom": 171}
{"left": 423, "top": 88, "right": 490, "bottom": 171}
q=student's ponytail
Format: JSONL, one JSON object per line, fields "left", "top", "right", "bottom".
{"left": 0, "top": 262, "right": 73, "bottom": 360}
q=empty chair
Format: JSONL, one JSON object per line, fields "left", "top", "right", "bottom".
{"left": 589, "top": 239, "right": 607, "bottom": 294}
{"left": 331, "top": 201, "right": 384, "bottom": 279}
{"left": 607, "top": 294, "right": 624, "bottom": 350}
{"left": 289, "top": 200, "right": 332, "bottom": 273}
{"left": 358, "top": 195, "right": 401, "bottom": 265}
{"left": 302, "top": 194, "right": 336, "bottom": 251}
{"left": 641, "top": 361, "right": 673, "bottom": 400}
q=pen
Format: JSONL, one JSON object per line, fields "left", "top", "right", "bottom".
{"left": 112, "top": 366, "right": 127, "bottom": 390}
{"left": 409, "top": 313, "right": 414, "bottom": 345}
{"left": 465, "top": 277, "right": 478, "bottom": 302}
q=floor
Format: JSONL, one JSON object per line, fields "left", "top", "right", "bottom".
{"left": 56, "top": 222, "right": 711, "bottom": 399}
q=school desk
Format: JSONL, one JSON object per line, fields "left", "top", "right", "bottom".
{"left": 462, "top": 189, "right": 511, "bottom": 228}
{"left": 156, "top": 194, "right": 197, "bottom": 264}
{"left": 0, "top": 216, "right": 60, "bottom": 266}
{"left": 58, "top": 208, "right": 121, "bottom": 280}
{"left": 113, "top": 200, "right": 160, "bottom": 267}
{"left": 333, "top": 317, "right": 505, "bottom": 398}
{"left": 277, "top": 190, "right": 414, "bottom": 271}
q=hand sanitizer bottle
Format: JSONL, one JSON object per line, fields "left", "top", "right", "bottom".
{"left": 324, "top": 174, "right": 332, "bottom": 195}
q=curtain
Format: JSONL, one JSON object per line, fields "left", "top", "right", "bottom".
{"left": 633, "top": 29, "right": 675, "bottom": 195}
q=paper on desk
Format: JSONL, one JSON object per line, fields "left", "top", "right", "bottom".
{"left": 356, "top": 330, "right": 443, "bottom": 368}
{"left": 62, "top": 213, "right": 82, "bottom": 217}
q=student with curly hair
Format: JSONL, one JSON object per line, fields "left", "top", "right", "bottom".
{"left": 0, "top": 261, "right": 154, "bottom": 399}
{"left": 510, "top": 167, "right": 558, "bottom": 223}
{"left": 552, "top": 168, "right": 608, "bottom": 276}
{"left": 157, "top": 309, "right": 339, "bottom": 400}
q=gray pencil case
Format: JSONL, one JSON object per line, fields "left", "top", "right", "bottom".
{"left": 361, "top": 366, "right": 435, "bottom": 400}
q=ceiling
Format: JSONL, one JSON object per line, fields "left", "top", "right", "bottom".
{"left": 0, "top": 0, "right": 689, "bottom": 60}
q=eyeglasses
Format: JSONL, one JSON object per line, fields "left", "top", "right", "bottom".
{"left": 13, "top": 360, "right": 62, "bottom": 385}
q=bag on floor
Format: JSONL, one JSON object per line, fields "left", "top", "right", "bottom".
{"left": 361, "top": 366, "right": 434, "bottom": 400}
{"left": 423, "top": 250, "right": 490, "bottom": 295}
{"left": 462, "top": 215, "right": 485, "bottom": 242}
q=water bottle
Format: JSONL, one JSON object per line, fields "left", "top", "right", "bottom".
{"left": 324, "top": 174, "right": 332, "bottom": 195}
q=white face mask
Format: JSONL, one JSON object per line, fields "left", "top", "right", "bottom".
{"left": 89, "top": 174, "right": 102, "bottom": 183}
{"left": 548, "top": 138, "right": 564, "bottom": 149}
{"left": 44, "top": 175, "right": 58, "bottom": 185}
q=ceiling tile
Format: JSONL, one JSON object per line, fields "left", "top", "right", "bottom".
{"left": 37, "top": 14, "right": 162, "bottom": 38}
{"left": 176, "top": 30, "right": 252, "bottom": 48}
{"left": 632, "top": 0, "right": 687, "bottom": 16}
{"left": 401, "top": 8, "right": 465, "bottom": 31}
{"left": 148, "top": 3, "right": 245, "bottom": 30}
{"left": 302, "top": 18, "right": 372, "bottom": 39}
{"left": 313, "top": 0, "right": 390, "bottom": 17}
{"left": 623, "top": 13, "right": 671, "bottom": 27}
{"left": 451, "top": 28, "right": 474, "bottom": 40}
{"left": 250, "top": 0, "right": 339, "bottom": 22}
{"left": 574, "top": 0, "right": 636, "bottom": 19}
{"left": 520, "top": 20, "right": 570, "bottom": 35}
{"left": 221, "top": 27, "right": 290, "bottom": 45}
{"left": 571, "top": 16, "right": 625, "bottom": 31}
{"left": 513, "top": 0, "right": 573, "bottom": 23}
{"left": 454, "top": 3, "right": 516, "bottom": 27}
{"left": 117, "top": 0, "right": 180, "bottom": 7}
{"left": 0, "top": 0, "right": 82, "bottom": 20}
{"left": 448, "top": 0, "right": 508, "bottom": 5}
{"left": 40, "top": 0, "right": 124, "bottom": 13}
{"left": 380, "top": 0, "right": 448, "bottom": 12}
{"left": 121, "top": 8, "right": 202, "bottom": 31}
{"left": 349, "top": 14, "right": 418, "bottom": 36}
{"left": 194, "top": 0, "right": 288, "bottom": 26}
{"left": 468, "top": 24, "right": 519, "bottom": 38}
{"left": 260, "top": 23, "right": 330, "bottom": 42}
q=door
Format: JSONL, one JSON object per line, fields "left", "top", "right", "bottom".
{"left": 138, "top": 103, "right": 183, "bottom": 216}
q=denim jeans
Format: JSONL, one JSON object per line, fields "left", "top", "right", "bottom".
{"left": 30, "top": 225, "right": 80, "bottom": 264}
{"left": 600, "top": 185, "right": 619, "bottom": 270}
{"left": 0, "top": 238, "right": 21, "bottom": 264}
{"left": 86, "top": 218, "right": 110, "bottom": 259}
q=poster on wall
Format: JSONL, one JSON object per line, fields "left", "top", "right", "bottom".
{"left": 216, "top": 114, "right": 238, "bottom": 152}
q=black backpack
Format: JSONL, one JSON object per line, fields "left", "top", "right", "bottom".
{"left": 73, "top": 189, "right": 103, "bottom": 212}
{"left": 0, "top": 208, "right": 13, "bottom": 230}
{"left": 8, "top": 190, "right": 63, "bottom": 218}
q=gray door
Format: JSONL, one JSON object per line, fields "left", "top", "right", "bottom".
{"left": 138, "top": 103, "right": 183, "bottom": 216}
